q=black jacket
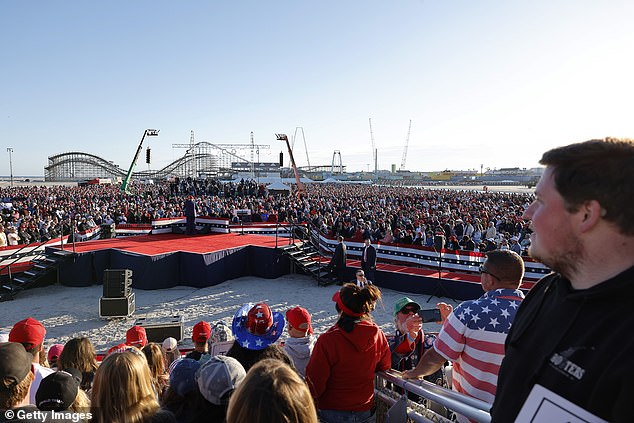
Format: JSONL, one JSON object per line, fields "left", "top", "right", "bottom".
{"left": 491, "top": 265, "right": 634, "bottom": 422}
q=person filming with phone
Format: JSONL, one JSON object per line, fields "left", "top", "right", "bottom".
{"left": 403, "top": 249, "right": 525, "bottom": 420}
{"left": 390, "top": 297, "right": 450, "bottom": 385}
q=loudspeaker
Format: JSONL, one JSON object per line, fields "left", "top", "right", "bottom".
{"left": 134, "top": 315, "right": 184, "bottom": 342}
{"left": 99, "top": 293, "right": 135, "bottom": 318}
{"left": 103, "top": 269, "right": 132, "bottom": 298}
{"left": 434, "top": 235, "right": 446, "bottom": 251}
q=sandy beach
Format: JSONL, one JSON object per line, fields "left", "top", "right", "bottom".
{"left": 0, "top": 274, "right": 461, "bottom": 353}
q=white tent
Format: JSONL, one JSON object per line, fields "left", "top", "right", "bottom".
{"left": 266, "top": 181, "right": 291, "bottom": 191}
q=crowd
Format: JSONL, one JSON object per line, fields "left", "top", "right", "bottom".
{"left": 0, "top": 176, "right": 533, "bottom": 257}
{"left": 1, "top": 137, "right": 632, "bottom": 422}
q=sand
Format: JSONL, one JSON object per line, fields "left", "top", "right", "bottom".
{"left": 0, "top": 274, "right": 460, "bottom": 353}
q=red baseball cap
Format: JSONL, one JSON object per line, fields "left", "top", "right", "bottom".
{"left": 286, "top": 306, "right": 313, "bottom": 335}
{"left": 9, "top": 317, "right": 46, "bottom": 348}
{"left": 192, "top": 321, "right": 211, "bottom": 343}
{"left": 126, "top": 326, "right": 148, "bottom": 347}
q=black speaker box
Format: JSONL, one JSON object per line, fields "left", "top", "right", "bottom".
{"left": 134, "top": 315, "right": 184, "bottom": 342}
{"left": 103, "top": 269, "right": 133, "bottom": 298}
{"left": 99, "top": 293, "right": 135, "bottom": 318}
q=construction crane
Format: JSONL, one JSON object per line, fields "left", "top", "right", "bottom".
{"left": 368, "top": 118, "right": 377, "bottom": 174}
{"left": 400, "top": 120, "right": 412, "bottom": 171}
{"left": 276, "top": 133, "right": 305, "bottom": 197}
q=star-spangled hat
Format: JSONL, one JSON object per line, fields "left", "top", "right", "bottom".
{"left": 231, "top": 302, "right": 285, "bottom": 351}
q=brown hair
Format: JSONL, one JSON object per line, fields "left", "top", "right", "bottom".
{"left": 337, "top": 283, "right": 382, "bottom": 333}
{"left": 540, "top": 138, "right": 634, "bottom": 235}
{"left": 142, "top": 343, "right": 168, "bottom": 395}
{"left": 90, "top": 351, "right": 160, "bottom": 423}
{"left": 226, "top": 359, "right": 318, "bottom": 423}
{"left": 58, "top": 337, "right": 98, "bottom": 374}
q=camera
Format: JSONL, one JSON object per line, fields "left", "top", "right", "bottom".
{"left": 416, "top": 308, "right": 441, "bottom": 323}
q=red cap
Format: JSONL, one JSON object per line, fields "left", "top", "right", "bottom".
{"left": 286, "top": 306, "right": 313, "bottom": 335}
{"left": 192, "top": 321, "right": 211, "bottom": 343}
{"left": 246, "top": 303, "right": 273, "bottom": 335}
{"left": 126, "top": 326, "right": 147, "bottom": 347}
{"left": 9, "top": 317, "right": 46, "bottom": 347}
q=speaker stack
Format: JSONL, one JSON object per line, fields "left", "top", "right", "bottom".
{"left": 134, "top": 315, "right": 184, "bottom": 342}
{"left": 99, "top": 269, "right": 135, "bottom": 318}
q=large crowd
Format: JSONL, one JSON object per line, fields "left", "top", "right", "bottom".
{"left": 0, "top": 178, "right": 533, "bottom": 254}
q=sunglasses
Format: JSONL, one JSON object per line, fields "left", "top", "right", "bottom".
{"left": 479, "top": 264, "right": 501, "bottom": 281}
{"left": 399, "top": 306, "right": 418, "bottom": 314}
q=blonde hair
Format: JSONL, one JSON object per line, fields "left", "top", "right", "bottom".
{"left": 90, "top": 350, "right": 160, "bottom": 423}
{"left": 0, "top": 371, "right": 33, "bottom": 409}
{"left": 69, "top": 388, "right": 91, "bottom": 415}
{"left": 227, "top": 359, "right": 317, "bottom": 423}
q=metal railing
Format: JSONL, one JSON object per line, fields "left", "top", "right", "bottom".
{"left": 375, "top": 369, "right": 491, "bottom": 423}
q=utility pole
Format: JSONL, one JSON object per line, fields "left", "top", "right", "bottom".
{"left": 6, "top": 148, "right": 13, "bottom": 187}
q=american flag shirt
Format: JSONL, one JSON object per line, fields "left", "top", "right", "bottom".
{"left": 434, "top": 288, "right": 525, "bottom": 405}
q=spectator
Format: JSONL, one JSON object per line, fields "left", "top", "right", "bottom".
{"left": 306, "top": 284, "right": 391, "bottom": 423}
{"left": 185, "top": 321, "right": 211, "bottom": 361}
{"left": 226, "top": 302, "right": 294, "bottom": 372}
{"left": 142, "top": 343, "right": 169, "bottom": 397}
{"left": 227, "top": 359, "right": 318, "bottom": 423}
{"left": 57, "top": 337, "right": 98, "bottom": 392}
{"left": 9, "top": 317, "right": 55, "bottom": 405}
{"left": 282, "top": 306, "right": 316, "bottom": 377}
{"left": 491, "top": 138, "right": 634, "bottom": 422}
{"left": 47, "top": 344, "right": 64, "bottom": 370}
{"left": 161, "top": 358, "right": 201, "bottom": 423}
{"left": 35, "top": 368, "right": 82, "bottom": 412}
{"left": 91, "top": 350, "right": 175, "bottom": 423}
{"left": 389, "top": 297, "right": 446, "bottom": 385}
{"left": 0, "top": 342, "right": 36, "bottom": 416}
{"left": 196, "top": 355, "right": 246, "bottom": 423}
{"left": 404, "top": 250, "right": 525, "bottom": 421}
{"left": 161, "top": 337, "right": 180, "bottom": 371}
{"left": 126, "top": 325, "right": 148, "bottom": 349}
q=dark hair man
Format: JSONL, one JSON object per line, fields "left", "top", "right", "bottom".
{"left": 490, "top": 138, "right": 634, "bottom": 422}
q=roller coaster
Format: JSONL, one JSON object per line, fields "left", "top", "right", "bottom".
{"left": 45, "top": 141, "right": 269, "bottom": 182}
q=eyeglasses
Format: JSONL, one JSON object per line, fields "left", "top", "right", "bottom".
{"left": 356, "top": 272, "right": 364, "bottom": 277}
{"left": 399, "top": 306, "right": 418, "bottom": 314}
{"left": 479, "top": 264, "right": 501, "bottom": 281}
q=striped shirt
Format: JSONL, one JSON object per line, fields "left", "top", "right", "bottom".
{"left": 434, "top": 288, "right": 524, "bottom": 405}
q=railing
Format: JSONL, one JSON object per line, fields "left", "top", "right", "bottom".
{"left": 0, "top": 238, "right": 55, "bottom": 280}
{"left": 375, "top": 369, "right": 491, "bottom": 423}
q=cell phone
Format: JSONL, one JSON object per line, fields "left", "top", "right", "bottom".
{"left": 417, "top": 308, "right": 442, "bottom": 323}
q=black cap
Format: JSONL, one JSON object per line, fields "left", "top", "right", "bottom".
{"left": 0, "top": 342, "right": 32, "bottom": 392}
{"left": 36, "top": 368, "right": 81, "bottom": 411}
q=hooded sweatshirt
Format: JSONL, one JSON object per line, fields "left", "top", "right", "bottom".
{"left": 491, "top": 265, "right": 634, "bottom": 422}
{"left": 282, "top": 335, "right": 316, "bottom": 377}
{"left": 305, "top": 320, "right": 391, "bottom": 412}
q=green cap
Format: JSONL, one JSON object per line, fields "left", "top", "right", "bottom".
{"left": 393, "top": 297, "right": 421, "bottom": 316}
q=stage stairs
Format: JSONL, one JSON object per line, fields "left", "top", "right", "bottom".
{"left": 0, "top": 249, "right": 75, "bottom": 302}
{"left": 279, "top": 240, "right": 337, "bottom": 286}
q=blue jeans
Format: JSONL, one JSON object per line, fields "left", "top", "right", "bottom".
{"left": 318, "top": 409, "right": 375, "bottom": 423}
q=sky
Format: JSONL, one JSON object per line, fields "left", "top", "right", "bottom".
{"left": 2, "top": 1, "right": 634, "bottom": 176}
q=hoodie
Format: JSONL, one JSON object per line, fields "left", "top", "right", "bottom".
{"left": 305, "top": 320, "right": 391, "bottom": 412}
{"left": 282, "top": 335, "right": 316, "bottom": 377}
{"left": 491, "top": 265, "right": 634, "bottom": 422}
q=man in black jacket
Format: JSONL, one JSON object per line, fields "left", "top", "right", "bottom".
{"left": 490, "top": 138, "right": 634, "bottom": 422}
{"left": 360, "top": 238, "right": 377, "bottom": 283}
{"left": 326, "top": 236, "right": 347, "bottom": 284}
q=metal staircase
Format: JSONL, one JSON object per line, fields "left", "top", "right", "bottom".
{"left": 279, "top": 224, "right": 337, "bottom": 286}
{"left": 0, "top": 249, "right": 75, "bottom": 302}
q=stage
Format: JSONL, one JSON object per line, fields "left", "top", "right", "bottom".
{"left": 47, "top": 232, "right": 527, "bottom": 300}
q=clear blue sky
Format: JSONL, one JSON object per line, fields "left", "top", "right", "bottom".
{"left": 2, "top": 1, "right": 633, "bottom": 176}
